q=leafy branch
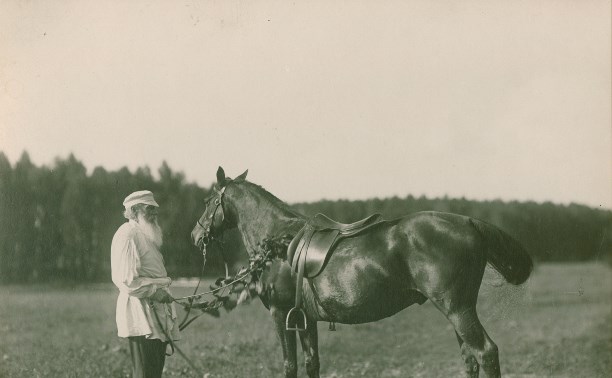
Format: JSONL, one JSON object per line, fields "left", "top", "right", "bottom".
{"left": 176, "top": 234, "right": 292, "bottom": 317}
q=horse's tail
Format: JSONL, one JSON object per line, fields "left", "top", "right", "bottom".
{"left": 470, "top": 218, "right": 533, "bottom": 285}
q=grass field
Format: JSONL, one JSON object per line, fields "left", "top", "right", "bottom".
{"left": 0, "top": 262, "right": 610, "bottom": 378}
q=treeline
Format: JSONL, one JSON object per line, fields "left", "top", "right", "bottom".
{"left": 0, "top": 151, "right": 610, "bottom": 283}
{"left": 0, "top": 151, "right": 212, "bottom": 283}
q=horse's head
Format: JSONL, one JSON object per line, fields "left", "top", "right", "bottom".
{"left": 191, "top": 166, "right": 248, "bottom": 253}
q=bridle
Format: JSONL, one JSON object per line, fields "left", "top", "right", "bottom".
{"left": 196, "top": 185, "right": 227, "bottom": 253}
{"left": 178, "top": 185, "right": 229, "bottom": 330}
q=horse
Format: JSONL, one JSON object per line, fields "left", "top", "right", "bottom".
{"left": 191, "top": 167, "right": 533, "bottom": 378}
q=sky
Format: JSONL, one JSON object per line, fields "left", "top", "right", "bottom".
{"left": 1, "top": 0, "right": 610, "bottom": 209}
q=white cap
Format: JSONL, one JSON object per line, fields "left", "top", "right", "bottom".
{"left": 123, "top": 190, "right": 159, "bottom": 209}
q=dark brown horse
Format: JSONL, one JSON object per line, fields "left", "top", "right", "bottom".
{"left": 191, "top": 167, "right": 532, "bottom": 378}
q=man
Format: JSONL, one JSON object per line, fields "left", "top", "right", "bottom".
{"left": 111, "top": 190, "right": 180, "bottom": 378}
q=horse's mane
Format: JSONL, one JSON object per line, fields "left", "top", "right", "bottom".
{"left": 239, "top": 180, "right": 304, "bottom": 219}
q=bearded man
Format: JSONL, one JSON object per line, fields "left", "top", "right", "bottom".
{"left": 111, "top": 190, "right": 180, "bottom": 378}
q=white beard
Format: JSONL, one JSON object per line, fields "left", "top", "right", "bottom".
{"left": 137, "top": 216, "right": 163, "bottom": 248}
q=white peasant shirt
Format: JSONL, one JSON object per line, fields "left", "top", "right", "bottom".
{"left": 110, "top": 220, "right": 181, "bottom": 342}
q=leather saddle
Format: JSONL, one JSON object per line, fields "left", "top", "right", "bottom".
{"left": 287, "top": 213, "right": 384, "bottom": 278}
{"left": 285, "top": 213, "right": 385, "bottom": 331}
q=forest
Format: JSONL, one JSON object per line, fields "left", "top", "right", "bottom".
{"left": 0, "top": 151, "right": 610, "bottom": 283}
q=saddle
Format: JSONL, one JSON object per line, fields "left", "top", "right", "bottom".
{"left": 285, "top": 213, "right": 384, "bottom": 331}
{"left": 287, "top": 213, "right": 384, "bottom": 278}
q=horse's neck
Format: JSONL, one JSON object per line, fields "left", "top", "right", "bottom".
{"left": 237, "top": 212, "right": 304, "bottom": 254}
{"left": 232, "top": 189, "right": 304, "bottom": 254}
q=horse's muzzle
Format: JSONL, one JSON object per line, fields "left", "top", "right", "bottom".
{"left": 191, "top": 228, "right": 206, "bottom": 249}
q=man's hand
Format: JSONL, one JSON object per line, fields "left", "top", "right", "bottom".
{"left": 150, "top": 288, "right": 173, "bottom": 303}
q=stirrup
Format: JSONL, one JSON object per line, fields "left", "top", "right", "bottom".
{"left": 286, "top": 307, "right": 307, "bottom": 332}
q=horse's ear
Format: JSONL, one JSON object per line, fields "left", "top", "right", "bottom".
{"left": 216, "top": 167, "right": 227, "bottom": 187}
{"left": 235, "top": 169, "right": 248, "bottom": 182}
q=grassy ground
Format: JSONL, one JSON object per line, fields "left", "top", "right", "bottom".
{"left": 0, "top": 262, "right": 610, "bottom": 378}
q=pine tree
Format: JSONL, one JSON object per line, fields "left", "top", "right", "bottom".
{"left": 0, "top": 152, "right": 13, "bottom": 282}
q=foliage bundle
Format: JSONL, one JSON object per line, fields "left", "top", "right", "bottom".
{"left": 175, "top": 235, "right": 291, "bottom": 323}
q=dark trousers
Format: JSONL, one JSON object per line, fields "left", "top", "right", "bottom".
{"left": 128, "top": 336, "right": 167, "bottom": 378}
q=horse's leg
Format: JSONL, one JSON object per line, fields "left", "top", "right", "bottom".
{"left": 448, "top": 308, "right": 500, "bottom": 378}
{"left": 298, "top": 320, "right": 320, "bottom": 378}
{"left": 270, "top": 306, "right": 298, "bottom": 378}
{"left": 455, "top": 331, "right": 479, "bottom": 377}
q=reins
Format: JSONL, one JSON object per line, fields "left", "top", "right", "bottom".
{"left": 148, "top": 187, "right": 228, "bottom": 375}
{"left": 175, "top": 185, "right": 227, "bottom": 330}
{"left": 174, "top": 268, "right": 251, "bottom": 303}
{"left": 176, "top": 250, "right": 207, "bottom": 331}
{"left": 151, "top": 223, "right": 236, "bottom": 375}
{"left": 151, "top": 302, "right": 205, "bottom": 376}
